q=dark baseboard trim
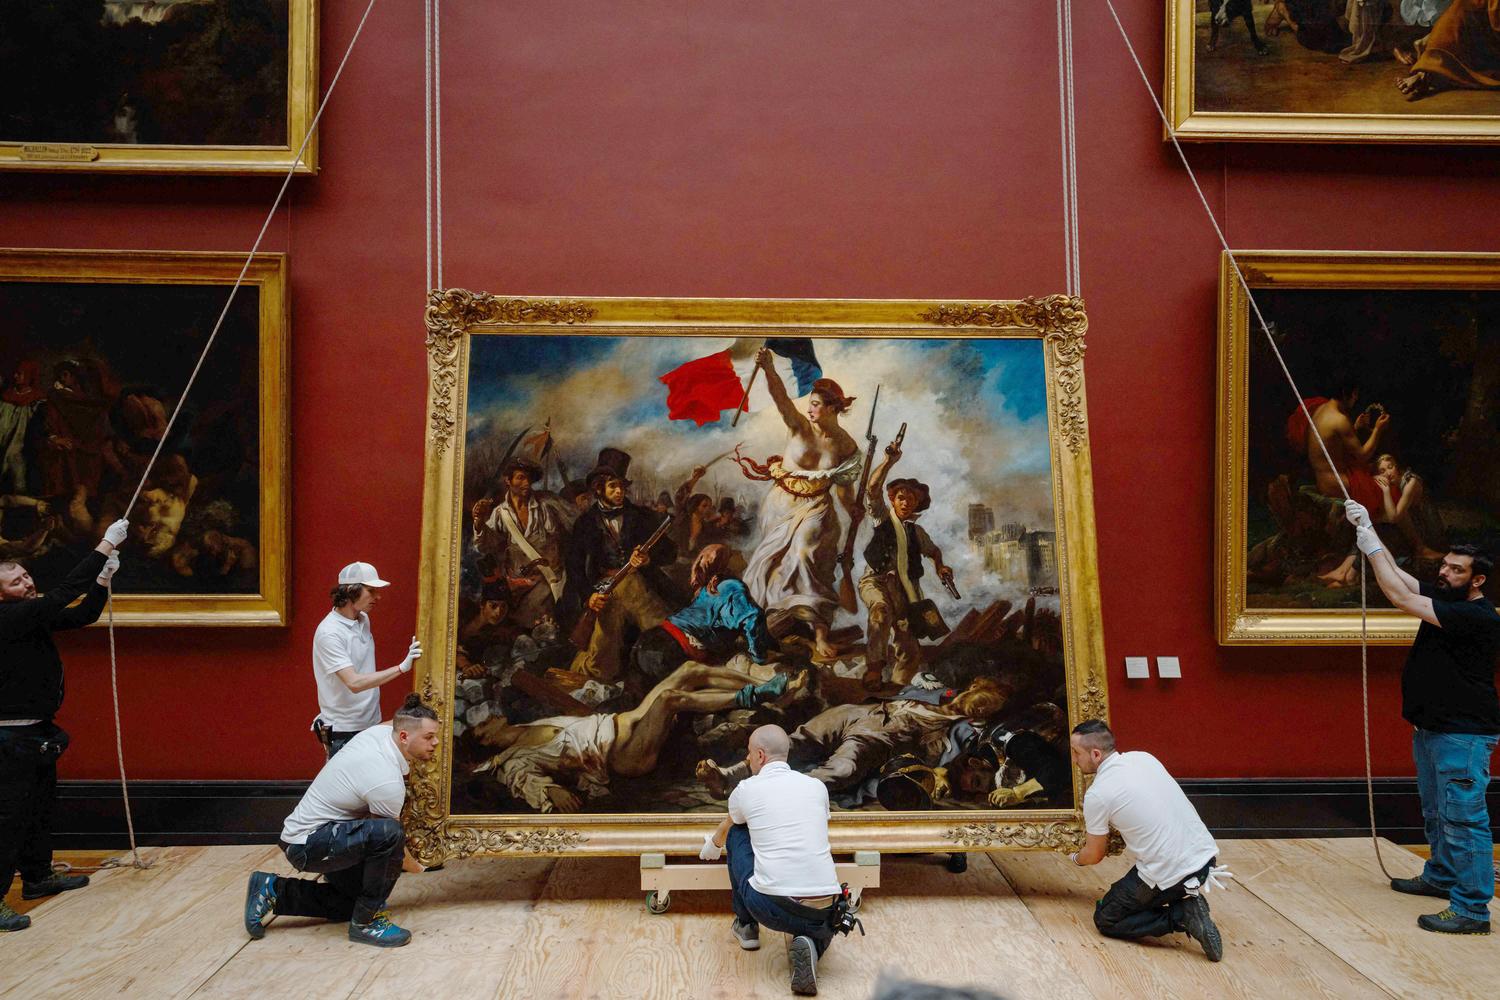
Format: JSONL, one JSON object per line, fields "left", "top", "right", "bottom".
{"left": 53, "top": 777, "right": 1500, "bottom": 849}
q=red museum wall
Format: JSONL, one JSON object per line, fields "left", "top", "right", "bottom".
{"left": 2, "top": 1, "right": 1497, "bottom": 783}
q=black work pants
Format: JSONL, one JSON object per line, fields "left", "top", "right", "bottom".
{"left": 1093, "top": 857, "right": 1214, "bottom": 940}
{"left": 277, "top": 818, "right": 405, "bottom": 925}
{"left": 0, "top": 723, "right": 67, "bottom": 891}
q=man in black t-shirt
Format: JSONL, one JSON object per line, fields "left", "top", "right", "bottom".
{"left": 1346, "top": 500, "right": 1499, "bottom": 936}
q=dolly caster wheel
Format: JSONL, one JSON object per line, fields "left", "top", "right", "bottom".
{"left": 646, "top": 890, "right": 671, "bottom": 914}
{"left": 946, "top": 852, "right": 968, "bottom": 874}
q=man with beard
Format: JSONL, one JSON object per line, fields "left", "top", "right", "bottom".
{"left": 1346, "top": 500, "right": 1500, "bottom": 935}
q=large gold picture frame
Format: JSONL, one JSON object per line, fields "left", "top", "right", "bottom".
{"left": 1165, "top": 0, "right": 1500, "bottom": 144}
{"left": 406, "top": 293, "right": 1109, "bottom": 862}
{"left": 0, "top": 1, "right": 319, "bottom": 174}
{"left": 0, "top": 249, "right": 289, "bottom": 625}
{"left": 1217, "top": 251, "right": 1500, "bottom": 644}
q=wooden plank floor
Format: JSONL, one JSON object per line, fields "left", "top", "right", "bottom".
{"left": 1, "top": 840, "right": 1495, "bottom": 999}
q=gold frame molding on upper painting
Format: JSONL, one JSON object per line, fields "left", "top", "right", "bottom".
{"left": 1165, "top": 0, "right": 1500, "bottom": 144}
{"left": 406, "top": 293, "right": 1109, "bottom": 863}
{"left": 0, "top": 1, "right": 319, "bottom": 174}
{"left": 0, "top": 248, "right": 290, "bottom": 626}
{"left": 1216, "top": 250, "right": 1500, "bottom": 644}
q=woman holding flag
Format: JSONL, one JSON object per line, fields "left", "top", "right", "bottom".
{"left": 738, "top": 348, "right": 862, "bottom": 662}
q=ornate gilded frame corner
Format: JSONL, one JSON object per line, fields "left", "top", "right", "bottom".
{"left": 1216, "top": 250, "right": 1500, "bottom": 645}
{"left": 0, "top": 0, "right": 319, "bottom": 174}
{"left": 0, "top": 249, "right": 290, "bottom": 625}
{"left": 1165, "top": 0, "right": 1500, "bottom": 144}
{"left": 410, "top": 294, "right": 1108, "bottom": 863}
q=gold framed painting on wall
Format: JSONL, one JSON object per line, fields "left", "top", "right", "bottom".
{"left": 405, "top": 293, "right": 1109, "bottom": 862}
{"left": 1217, "top": 250, "right": 1500, "bottom": 644}
{"left": 0, "top": 249, "right": 289, "bottom": 625}
{"left": 1165, "top": 0, "right": 1500, "bottom": 143}
{"left": 0, "top": 1, "right": 319, "bottom": 174}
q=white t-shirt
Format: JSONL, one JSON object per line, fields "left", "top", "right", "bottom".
{"left": 727, "top": 761, "right": 842, "bottom": 897}
{"left": 1083, "top": 750, "right": 1218, "bottom": 889}
{"left": 312, "top": 608, "right": 382, "bottom": 732}
{"left": 280, "top": 724, "right": 409, "bottom": 844}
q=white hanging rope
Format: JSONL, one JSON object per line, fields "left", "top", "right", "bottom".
{"left": 424, "top": 0, "right": 434, "bottom": 293}
{"left": 1061, "top": 0, "right": 1082, "bottom": 297}
{"left": 100, "top": 0, "right": 383, "bottom": 871}
{"left": 1100, "top": 0, "right": 1394, "bottom": 880}
{"left": 433, "top": 0, "right": 444, "bottom": 290}
{"left": 1055, "top": 0, "right": 1075, "bottom": 296}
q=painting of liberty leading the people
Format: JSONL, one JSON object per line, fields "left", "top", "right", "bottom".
{"left": 448, "top": 334, "right": 1073, "bottom": 816}
{"left": 1245, "top": 287, "right": 1500, "bottom": 609}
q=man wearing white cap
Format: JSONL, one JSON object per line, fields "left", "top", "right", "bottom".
{"left": 311, "top": 562, "right": 423, "bottom": 759}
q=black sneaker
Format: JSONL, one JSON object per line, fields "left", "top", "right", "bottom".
{"left": 1390, "top": 875, "right": 1449, "bottom": 899}
{"left": 1417, "top": 908, "right": 1491, "bottom": 935}
{"left": 1181, "top": 895, "right": 1224, "bottom": 962}
{"left": 0, "top": 901, "right": 31, "bottom": 932}
{"left": 731, "top": 918, "right": 760, "bottom": 951}
{"left": 21, "top": 873, "right": 89, "bottom": 899}
{"left": 788, "top": 934, "right": 818, "bottom": 995}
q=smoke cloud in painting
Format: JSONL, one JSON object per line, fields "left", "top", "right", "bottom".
{"left": 466, "top": 335, "right": 1057, "bottom": 621}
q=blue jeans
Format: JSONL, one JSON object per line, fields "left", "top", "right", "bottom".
{"left": 1412, "top": 728, "right": 1498, "bottom": 921}
{"left": 725, "top": 824, "right": 835, "bottom": 955}
{"left": 277, "top": 817, "right": 405, "bottom": 924}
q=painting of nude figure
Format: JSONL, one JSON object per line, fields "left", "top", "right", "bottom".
{"left": 1217, "top": 251, "right": 1500, "bottom": 644}
{"left": 409, "top": 295, "right": 1110, "bottom": 858}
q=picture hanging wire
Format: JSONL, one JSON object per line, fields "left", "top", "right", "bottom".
{"left": 1099, "top": 0, "right": 1393, "bottom": 880}
{"left": 97, "top": 0, "right": 384, "bottom": 873}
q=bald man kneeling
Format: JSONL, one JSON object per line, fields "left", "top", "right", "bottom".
{"left": 700, "top": 725, "right": 847, "bottom": 996}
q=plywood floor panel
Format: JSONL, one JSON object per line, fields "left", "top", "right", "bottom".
{"left": 990, "top": 849, "right": 1391, "bottom": 1000}
{"left": 1219, "top": 839, "right": 1497, "bottom": 1000}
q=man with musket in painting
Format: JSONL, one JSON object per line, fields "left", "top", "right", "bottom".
{"left": 471, "top": 456, "right": 569, "bottom": 629}
{"left": 562, "top": 448, "right": 678, "bottom": 682}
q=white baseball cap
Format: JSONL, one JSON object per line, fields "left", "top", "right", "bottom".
{"left": 338, "top": 562, "right": 391, "bottom": 588}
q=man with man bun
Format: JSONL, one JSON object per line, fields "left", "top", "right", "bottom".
{"left": 245, "top": 694, "right": 440, "bottom": 948}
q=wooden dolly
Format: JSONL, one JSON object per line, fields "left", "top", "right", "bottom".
{"left": 639, "top": 851, "right": 881, "bottom": 914}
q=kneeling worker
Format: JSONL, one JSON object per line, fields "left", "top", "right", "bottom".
{"left": 244, "top": 694, "right": 439, "bottom": 947}
{"left": 1068, "top": 719, "right": 1228, "bottom": 961}
{"left": 700, "top": 724, "right": 851, "bottom": 996}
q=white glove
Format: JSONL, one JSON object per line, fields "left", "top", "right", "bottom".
{"left": 1344, "top": 500, "right": 1372, "bottom": 530}
{"left": 1185, "top": 865, "right": 1236, "bottom": 896}
{"left": 103, "top": 518, "right": 130, "bottom": 548}
{"left": 397, "top": 636, "right": 423, "bottom": 673}
{"left": 698, "top": 833, "right": 724, "bottom": 861}
{"left": 1355, "top": 526, "right": 1384, "bottom": 557}
{"left": 97, "top": 553, "right": 120, "bottom": 586}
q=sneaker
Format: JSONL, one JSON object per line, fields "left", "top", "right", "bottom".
{"left": 1390, "top": 875, "right": 1449, "bottom": 899}
{"left": 1417, "top": 908, "right": 1491, "bottom": 935}
{"left": 788, "top": 934, "right": 818, "bottom": 996}
{"left": 1181, "top": 895, "right": 1224, "bottom": 962}
{"left": 21, "top": 873, "right": 89, "bottom": 899}
{"left": 349, "top": 910, "right": 412, "bottom": 948}
{"left": 0, "top": 901, "right": 31, "bottom": 933}
{"left": 243, "top": 871, "right": 278, "bottom": 940}
{"left": 731, "top": 918, "right": 760, "bottom": 950}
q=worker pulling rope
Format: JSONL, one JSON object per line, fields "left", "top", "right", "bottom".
{"left": 1098, "top": 0, "right": 1394, "bottom": 881}
{"left": 95, "top": 0, "right": 385, "bottom": 873}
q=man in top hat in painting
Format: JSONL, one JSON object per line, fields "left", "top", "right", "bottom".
{"left": 858, "top": 437, "right": 955, "bottom": 688}
{"left": 471, "top": 456, "right": 570, "bottom": 629}
{"left": 561, "top": 448, "right": 679, "bottom": 682}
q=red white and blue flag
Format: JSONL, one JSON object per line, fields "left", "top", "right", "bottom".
{"left": 658, "top": 338, "right": 822, "bottom": 426}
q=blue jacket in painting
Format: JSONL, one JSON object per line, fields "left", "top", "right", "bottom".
{"left": 664, "top": 579, "right": 772, "bottom": 664}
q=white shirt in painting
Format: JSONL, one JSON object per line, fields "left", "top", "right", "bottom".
{"left": 280, "top": 724, "right": 409, "bottom": 844}
{"left": 311, "top": 608, "right": 383, "bottom": 732}
{"left": 1083, "top": 750, "right": 1218, "bottom": 889}
{"left": 727, "top": 761, "right": 842, "bottom": 897}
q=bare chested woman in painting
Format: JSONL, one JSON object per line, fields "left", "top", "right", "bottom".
{"left": 739, "top": 347, "right": 861, "bottom": 661}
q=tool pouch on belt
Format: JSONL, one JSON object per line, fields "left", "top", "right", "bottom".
{"left": 312, "top": 718, "right": 333, "bottom": 752}
{"left": 0, "top": 723, "right": 70, "bottom": 760}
